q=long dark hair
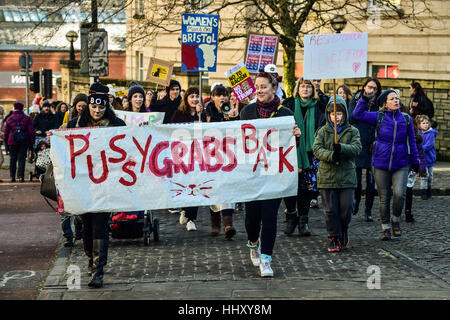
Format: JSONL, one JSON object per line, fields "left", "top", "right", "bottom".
{"left": 411, "top": 81, "right": 425, "bottom": 97}
{"left": 361, "top": 77, "right": 382, "bottom": 98}
{"left": 179, "top": 87, "right": 200, "bottom": 115}
{"left": 77, "top": 103, "right": 118, "bottom": 127}
{"left": 125, "top": 95, "right": 147, "bottom": 113}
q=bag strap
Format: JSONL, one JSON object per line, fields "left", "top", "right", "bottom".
{"left": 270, "top": 105, "right": 283, "bottom": 118}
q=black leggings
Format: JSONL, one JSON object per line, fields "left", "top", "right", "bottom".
{"left": 245, "top": 198, "right": 281, "bottom": 256}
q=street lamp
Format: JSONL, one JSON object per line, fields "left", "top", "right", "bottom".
{"left": 66, "top": 30, "right": 79, "bottom": 61}
{"left": 330, "top": 15, "right": 347, "bottom": 34}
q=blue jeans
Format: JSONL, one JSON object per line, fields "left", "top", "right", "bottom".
{"left": 245, "top": 198, "right": 281, "bottom": 256}
{"left": 61, "top": 213, "right": 83, "bottom": 241}
{"left": 373, "top": 166, "right": 409, "bottom": 228}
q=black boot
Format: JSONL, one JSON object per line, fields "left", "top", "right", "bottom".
{"left": 405, "top": 211, "right": 415, "bottom": 223}
{"left": 427, "top": 186, "right": 432, "bottom": 199}
{"left": 284, "top": 211, "right": 298, "bottom": 235}
{"left": 298, "top": 216, "right": 311, "bottom": 236}
{"left": 88, "top": 239, "right": 108, "bottom": 288}
{"left": 421, "top": 189, "right": 428, "bottom": 200}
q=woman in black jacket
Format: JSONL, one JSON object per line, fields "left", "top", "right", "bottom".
{"left": 240, "top": 71, "right": 300, "bottom": 277}
{"left": 150, "top": 80, "right": 182, "bottom": 123}
{"left": 66, "top": 82, "right": 126, "bottom": 288}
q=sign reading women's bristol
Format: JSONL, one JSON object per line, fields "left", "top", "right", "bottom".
{"left": 50, "top": 118, "right": 298, "bottom": 214}
{"left": 181, "top": 13, "right": 219, "bottom": 72}
{"left": 303, "top": 32, "right": 368, "bottom": 79}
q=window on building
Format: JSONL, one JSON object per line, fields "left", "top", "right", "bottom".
{"left": 188, "top": 72, "right": 209, "bottom": 98}
{"left": 369, "top": 0, "right": 402, "bottom": 8}
{"left": 21, "top": 10, "right": 31, "bottom": 22}
{"left": 3, "top": 10, "right": 13, "bottom": 22}
{"left": 11, "top": 10, "right": 22, "bottom": 22}
{"left": 28, "top": 10, "right": 39, "bottom": 22}
{"left": 137, "top": 52, "right": 145, "bottom": 81}
{"left": 371, "top": 64, "right": 400, "bottom": 78}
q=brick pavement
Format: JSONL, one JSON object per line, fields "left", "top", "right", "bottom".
{"left": 38, "top": 194, "right": 449, "bottom": 300}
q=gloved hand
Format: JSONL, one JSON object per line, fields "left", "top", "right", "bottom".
{"left": 332, "top": 143, "right": 341, "bottom": 163}
{"left": 362, "top": 92, "right": 375, "bottom": 102}
{"left": 411, "top": 163, "right": 420, "bottom": 173}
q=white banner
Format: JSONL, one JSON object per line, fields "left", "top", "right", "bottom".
{"left": 114, "top": 110, "right": 165, "bottom": 126}
{"left": 50, "top": 117, "right": 298, "bottom": 214}
{"left": 303, "top": 32, "right": 368, "bottom": 80}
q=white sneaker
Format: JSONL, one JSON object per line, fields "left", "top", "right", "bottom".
{"left": 259, "top": 254, "right": 274, "bottom": 277}
{"left": 179, "top": 210, "right": 188, "bottom": 224}
{"left": 247, "top": 241, "right": 261, "bottom": 267}
{"left": 186, "top": 220, "right": 197, "bottom": 231}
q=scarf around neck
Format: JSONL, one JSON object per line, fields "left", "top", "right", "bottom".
{"left": 294, "top": 96, "right": 317, "bottom": 169}
{"left": 256, "top": 95, "right": 280, "bottom": 119}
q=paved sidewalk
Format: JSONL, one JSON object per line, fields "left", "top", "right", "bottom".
{"left": 38, "top": 194, "right": 449, "bottom": 300}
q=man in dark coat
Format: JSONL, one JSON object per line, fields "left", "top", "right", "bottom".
{"left": 150, "top": 80, "right": 182, "bottom": 124}
{"left": 33, "top": 100, "right": 59, "bottom": 139}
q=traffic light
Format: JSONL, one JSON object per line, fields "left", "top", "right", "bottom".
{"left": 42, "top": 69, "right": 52, "bottom": 99}
{"left": 30, "top": 71, "right": 40, "bottom": 93}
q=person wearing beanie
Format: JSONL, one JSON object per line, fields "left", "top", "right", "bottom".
{"left": 151, "top": 79, "right": 182, "bottom": 123}
{"left": 3, "top": 101, "right": 35, "bottom": 182}
{"left": 53, "top": 81, "right": 125, "bottom": 288}
{"left": 313, "top": 95, "right": 362, "bottom": 253}
{"left": 125, "top": 81, "right": 146, "bottom": 113}
{"left": 353, "top": 89, "right": 420, "bottom": 241}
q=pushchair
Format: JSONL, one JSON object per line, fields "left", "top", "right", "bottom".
{"left": 30, "top": 138, "right": 50, "bottom": 181}
{"left": 109, "top": 210, "right": 160, "bottom": 245}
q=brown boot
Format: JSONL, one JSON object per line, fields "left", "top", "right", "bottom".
{"left": 222, "top": 215, "right": 236, "bottom": 239}
{"left": 210, "top": 214, "right": 221, "bottom": 236}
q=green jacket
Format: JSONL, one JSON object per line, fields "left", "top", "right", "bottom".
{"left": 313, "top": 96, "right": 362, "bottom": 189}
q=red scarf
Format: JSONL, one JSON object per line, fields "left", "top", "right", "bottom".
{"left": 256, "top": 96, "right": 280, "bottom": 118}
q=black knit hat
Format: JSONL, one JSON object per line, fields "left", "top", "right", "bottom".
{"left": 165, "top": 79, "right": 181, "bottom": 94}
{"left": 89, "top": 82, "right": 109, "bottom": 94}
{"left": 127, "top": 81, "right": 145, "bottom": 102}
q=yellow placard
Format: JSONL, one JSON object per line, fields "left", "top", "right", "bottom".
{"left": 115, "top": 89, "right": 126, "bottom": 97}
{"left": 151, "top": 64, "right": 169, "bottom": 80}
{"left": 227, "top": 67, "right": 251, "bottom": 88}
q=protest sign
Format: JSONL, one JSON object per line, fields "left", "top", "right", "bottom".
{"left": 146, "top": 57, "right": 174, "bottom": 86}
{"left": 245, "top": 34, "right": 279, "bottom": 73}
{"left": 114, "top": 110, "right": 165, "bottom": 126}
{"left": 114, "top": 87, "right": 126, "bottom": 97}
{"left": 225, "top": 62, "right": 256, "bottom": 102}
{"left": 181, "top": 13, "right": 219, "bottom": 72}
{"left": 50, "top": 117, "right": 298, "bottom": 214}
{"left": 303, "top": 32, "right": 368, "bottom": 79}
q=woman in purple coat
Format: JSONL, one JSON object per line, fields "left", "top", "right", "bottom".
{"left": 353, "top": 89, "right": 420, "bottom": 240}
{"left": 3, "top": 102, "right": 35, "bottom": 182}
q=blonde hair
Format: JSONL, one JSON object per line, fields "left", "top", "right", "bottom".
{"left": 293, "top": 78, "right": 315, "bottom": 99}
{"left": 415, "top": 114, "right": 430, "bottom": 127}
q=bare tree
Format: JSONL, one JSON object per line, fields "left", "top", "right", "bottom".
{"left": 24, "top": 0, "right": 441, "bottom": 95}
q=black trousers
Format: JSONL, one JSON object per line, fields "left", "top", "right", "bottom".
{"left": 9, "top": 144, "right": 28, "bottom": 179}
{"left": 320, "top": 189, "right": 354, "bottom": 238}
{"left": 80, "top": 212, "right": 110, "bottom": 257}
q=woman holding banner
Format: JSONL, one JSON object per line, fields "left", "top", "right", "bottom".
{"left": 204, "top": 84, "right": 239, "bottom": 239}
{"left": 66, "top": 82, "right": 126, "bottom": 288}
{"left": 282, "top": 78, "right": 326, "bottom": 236}
{"left": 240, "top": 71, "right": 300, "bottom": 277}
{"left": 170, "top": 87, "right": 206, "bottom": 232}
{"left": 353, "top": 89, "right": 420, "bottom": 240}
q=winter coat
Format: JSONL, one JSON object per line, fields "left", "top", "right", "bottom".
{"left": 150, "top": 95, "right": 182, "bottom": 124}
{"left": 240, "top": 102, "right": 293, "bottom": 120}
{"left": 32, "top": 111, "right": 59, "bottom": 137}
{"left": 414, "top": 134, "right": 427, "bottom": 174}
{"left": 170, "top": 109, "right": 207, "bottom": 123}
{"left": 3, "top": 110, "right": 35, "bottom": 146}
{"left": 353, "top": 98, "right": 419, "bottom": 171}
{"left": 409, "top": 94, "right": 434, "bottom": 119}
{"left": 313, "top": 97, "right": 362, "bottom": 189}
{"left": 348, "top": 90, "right": 380, "bottom": 168}
{"left": 205, "top": 100, "right": 240, "bottom": 122}
{"left": 419, "top": 128, "right": 437, "bottom": 167}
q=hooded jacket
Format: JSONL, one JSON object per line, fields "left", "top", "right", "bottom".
{"left": 313, "top": 95, "right": 362, "bottom": 189}
{"left": 353, "top": 97, "right": 420, "bottom": 171}
{"left": 3, "top": 110, "right": 35, "bottom": 146}
{"left": 419, "top": 128, "right": 438, "bottom": 167}
{"left": 33, "top": 110, "right": 59, "bottom": 137}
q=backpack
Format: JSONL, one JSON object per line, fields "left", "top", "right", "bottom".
{"left": 375, "top": 111, "right": 411, "bottom": 154}
{"left": 13, "top": 119, "right": 26, "bottom": 143}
